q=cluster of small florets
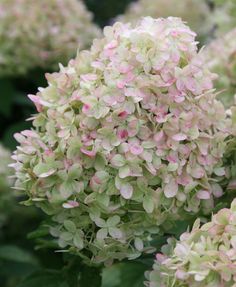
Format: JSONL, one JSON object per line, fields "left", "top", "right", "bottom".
{"left": 146, "top": 198, "right": 236, "bottom": 287}
{"left": 116, "top": 0, "right": 210, "bottom": 41}
{"left": 0, "top": 144, "right": 13, "bottom": 227}
{"left": 201, "top": 28, "right": 236, "bottom": 108}
{"left": 209, "top": 0, "right": 236, "bottom": 36}
{"left": 12, "top": 17, "right": 231, "bottom": 264}
{"left": 0, "top": 0, "right": 101, "bottom": 76}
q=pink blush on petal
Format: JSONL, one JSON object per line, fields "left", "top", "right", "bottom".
{"left": 117, "top": 129, "right": 128, "bottom": 140}
{"left": 130, "top": 144, "right": 143, "bottom": 155}
{"left": 80, "top": 147, "right": 96, "bottom": 157}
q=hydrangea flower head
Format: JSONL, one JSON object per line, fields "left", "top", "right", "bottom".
{"left": 0, "top": 0, "right": 100, "bottom": 76}
{"left": 12, "top": 17, "right": 230, "bottom": 264}
{"left": 146, "top": 198, "right": 236, "bottom": 287}
{"left": 117, "top": 0, "right": 210, "bottom": 41}
{"left": 209, "top": 0, "right": 236, "bottom": 36}
{"left": 201, "top": 28, "right": 236, "bottom": 108}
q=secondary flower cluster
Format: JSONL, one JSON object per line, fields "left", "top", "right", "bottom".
{"left": 116, "top": 0, "right": 210, "bottom": 41}
{"left": 209, "top": 0, "right": 236, "bottom": 36}
{"left": 0, "top": 144, "right": 13, "bottom": 228}
{"left": 201, "top": 28, "right": 236, "bottom": 108}
{"left": 146, "top": 198, "right": 236, "bottom": 287}
{"left": 0, "top": 0, "right": 100, "bottom": 76}
{"left": 12, "top": 17, "right": 231, "bottom": 263}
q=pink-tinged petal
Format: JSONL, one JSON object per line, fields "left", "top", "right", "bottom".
{"left": 58, "top": 129, "right": 70, "bottom": 138}
{"left": 39, "top": 169, "right": 56, "bottom": 178}
{"left": 21, "top": 130, "right": 39, "bottom": 138}
{"left": 14, "top": 133, "right": 26, "bottom": 143}
{"left": 80, "top": 147, "right": 96, "bottom": 157}
{"left": 196, "top": 190, "right": 210, "bottom": 200}
{"left": 227, "top": 180, "right": 236, "bottom": 190}
{"left": 125, "top": 71, "right": 135, "bottom": 83}
{"left": 28, "top": 94, "right": 51, "bottom": 109}
{"left": 117, "top": 80, "right": 126, "bottom": 89}
{"left": 155, "top": 253, "right": 166, "bottom": 263}
{"left": 28, "top": 94, "right": 43, "bottom": 112}
{"left": 176, "top": 79, "right": 185, "bottom": 91}
{"left": 174, "top": 94, "right": 185, "bottom": 103}
{"left": 172, "top": 133, "right": 187, "bottom": 141}
{"left": 177, "top": 173, "right": 191, "bottom": 186}
{"left": 91, "top": 61, "right": 105, "bottom": 70}
{"left": 175, "top": 270, "right": 188, "bottom": 280}
{"left": 166, "top": 154, "right": 178, "bottom": 163}
{"left": 212, "top": 183, "right": 223, "bottom": 198}
{"left": 105, "top": 40, "right": 118, "bottom": 50}
{"left": 117, "top": 129, "right": 128, "bottom": 140}
{"left": 119, "top": 64, "right": 132, "bottom": 74}
{"left": 185, "top": 78, "right": 196, "bottom": 92}
{"left": 155, "top": 114, "right": 168, "bottom": 123}
{"left": 154, "top": 130, "right": 164, "bottom": 142}
{"left": 44, "top": 150, "right": 54, "bottom": 157}
{"left": 62, "top": 201, "right": 79, "bottom": 209}
{"left": 191, "top": 166, "right": 205, "bottom": 179}
{"left": 81, "top": 74, "right": 97, "bottom": 82}
{"left": 82, "top": 104, "right": 91, "bottom": 113}
{"left": 118, "top": 111, "right": 128, "bottom": 119}
{"left": 120, "top": 183, "right": 133, "bottom": 199}
{"left": 164, "top": 179, "right": 178, "bottom": 198}
{"left": 130, "top": 144, "right": 143, "bottom": 155}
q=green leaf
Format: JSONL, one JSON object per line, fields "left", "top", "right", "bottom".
{"left": 17, "top": 270, "right": 69, "bottom": 287}
{"left": 102, "top": 262, "right": 147, "bottom": 287}
{"left": 79, "top": 266, "right": 102, "bottom": 287}
{"left": 102, "top": 265, "right": 121, "bottom": 287}
{"left": 0, "top": 79, "right": 15, "bottom": 117}
{"left": 0, "top": 245, "right": 38, "bottom": 265}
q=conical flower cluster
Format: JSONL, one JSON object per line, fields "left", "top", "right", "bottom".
{"left": 12, "top": 17, "right": 231, "bottom": 264}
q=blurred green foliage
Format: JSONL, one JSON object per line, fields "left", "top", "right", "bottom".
{"left": 84, "top": 0, "right": 135, "bottom": 26}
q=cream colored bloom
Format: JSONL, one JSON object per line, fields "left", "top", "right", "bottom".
{"left": 147, "top": 198, "right": 236, "bottom": 287}
{"left": 0, "top": 0, "right": 101, "bottom": 76}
